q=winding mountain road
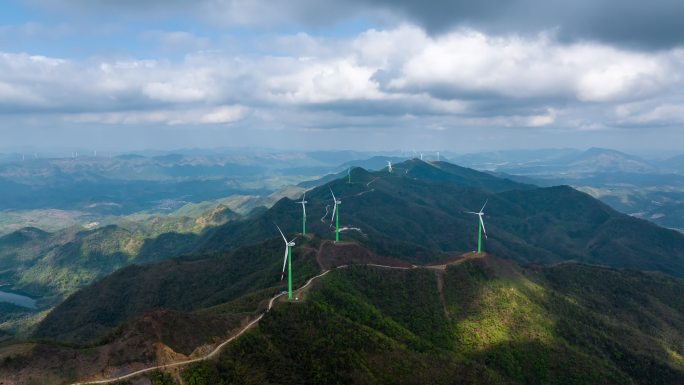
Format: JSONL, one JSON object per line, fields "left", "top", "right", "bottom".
{"left": 70, "top": 254, "right": 477, "bottom": 385}
{"left": 70, "top": 266, "right": 346, "bottom": 385}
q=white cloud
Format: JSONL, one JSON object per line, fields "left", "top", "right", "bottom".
{"left": 0, "top": 24, "right": 683, "bottom": 135}
{"left": 382, "top": 29, "right": 677, "bottom": 103}
{"left": 199, "top": 105, "right": 247, "bottom": 124}
{"left": 65, "top": 105, "right": 246, "bottom": 126}
{"left": 526, "top": 109, "right": 556, "bottom": 127}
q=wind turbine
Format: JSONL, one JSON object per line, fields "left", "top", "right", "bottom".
{"left": 330, "top": 187, "right": 341, "bottom": 242}
{"left": 420, "top": 153, "right": 424, "bottom": 161}
{"left": 437, "top": 151, "right": 440, "bottom": 161}
{"left": 348, "top": 167, "right": 352, "bottom": 184}
{"left": 275, "top": 224, "right": 296, "bottom": 300}
{"left": 387, "top": 160, "right": 393, "bottom": 173}
{"left": 297, "top": 192, "right": 308, "bottom": 235}
{"left": 467, "top": 200, "right": 488, "bottom": 254}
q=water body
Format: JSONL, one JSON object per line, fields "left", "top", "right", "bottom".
{"left": 0, "top": 289, "right": 36, "bottom": 309}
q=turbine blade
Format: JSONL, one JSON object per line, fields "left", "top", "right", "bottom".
{"left": 329, "top": 187, "right": 336, "bottom": 201}
{"left": 281, "top": 246, "right": 288, "bottom": 280}
{"left": 480, "top": 199, "right": 488, "bottom": 213}
{"left": 274, "top": 223, "right": 287, "bottom": 243}
{"left": 479, "top": 215, "right": 487, "bottom": 239}
{"left": 331, "top": 203, "right": 337, "bottom": 223}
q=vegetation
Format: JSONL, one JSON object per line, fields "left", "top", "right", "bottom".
{"left": 200, "top": 159, "right": 684, "bottom": 275}
{"left": 33, "top": 238, "right": 320, "bottom": 345}
{"left": 0, "top": 205, "right": 241, "bottom": 303}
{"left": 180, "top": 258, "right": 684, "bottom": 384}
{"left": 5, "top": 159, "right": 684, "bottom": 384}
{"left": 151, "top": 370, "right": 177, "bottom": 385}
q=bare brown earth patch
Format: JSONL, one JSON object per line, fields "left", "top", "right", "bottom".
{"left": 0, "top": 309, "right": 252, "bottom": 385}
{"left": 316, "top": 240, "right": 413, "bottom": 270}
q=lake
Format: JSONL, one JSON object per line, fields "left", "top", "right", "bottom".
{"left": 0, "top": 289, "right": 37, "bottom": 309}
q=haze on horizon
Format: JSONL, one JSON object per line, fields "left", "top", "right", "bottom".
{"left": 1, "top": 0, "right": 683, "bottom": 153}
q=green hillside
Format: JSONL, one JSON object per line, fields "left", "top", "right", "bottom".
{"left": 32, "top": 237, "right": 319, "bottom": 345}
{"left": 180, "top": 257, "right": 684, "bottom": 385}
{"left": 198, "top": 160, "right": 684, "bottom": 275}
{"left": 0, "top": 205, "right": 241, "bottom": 303}
{"left": 7, "top": 247, "right": 684, "bottom": 384}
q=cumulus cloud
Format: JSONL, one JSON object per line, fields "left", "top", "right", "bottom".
{"left": 377, "top": 28, "right": 678, "bottom": 103}
{"left": 0, "top": 24, "right": 683, "bottom": 136}
{"left": 66, "top": 105, "right": 246, "bottom": 125}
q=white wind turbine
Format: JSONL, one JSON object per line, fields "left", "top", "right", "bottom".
{"left": 466, "top": 200, "right": 488, "bottom": 254}
{"left": 387, "top": 160, "right": 393, "bottom": 173}
{"left": 275, "top": 223, "right": 297, "bottom": 300}
{"left": 297, "top": 192, "right": 308, "bottom": 235}
{"left": 330, "top": 187, "right": 341, "bottom": 242}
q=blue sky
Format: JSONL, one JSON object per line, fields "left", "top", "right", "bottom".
{"left": 1, "top": 0, "right": 683, "bottom": 153}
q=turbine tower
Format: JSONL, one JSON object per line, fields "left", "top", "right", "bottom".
{"left": 330, "top": 187, "right": 341, "bottom": 242}
{"left": 467, "top": 200, "right": 488, "bottom": 254}
{"left": 387, "top": 160, "right": 393, "bottom": 173}
{"left": 348, "top": 167, "right": 352, "bottom": 184}
{"left": 297, "top": 192, "right": 308, "bottom": 235}
{"left": 275, "top": 224, "right": 296, "bottom": 300}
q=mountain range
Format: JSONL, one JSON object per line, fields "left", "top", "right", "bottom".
{"left": 1, "top": 159, "right": 683, "bottom": 384}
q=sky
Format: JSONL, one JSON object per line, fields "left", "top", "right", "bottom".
{"left": 0, "top": 0, "right": 683, "bottom": 153}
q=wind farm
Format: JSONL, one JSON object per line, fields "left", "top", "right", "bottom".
{"left": 4, "top": 157, "right": 684, "bottom": 385}
{"left": 2, "top": 0, "right": 683, "bottom": 383}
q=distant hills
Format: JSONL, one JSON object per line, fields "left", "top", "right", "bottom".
{"left": 0, "top": 205, "right": 241, "bottom": 304}
{"left": 453, "top": 148, "right": 684, "bottom": 231}
{"left": 453, "top": 147, "right": 659, "bottom": 174}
